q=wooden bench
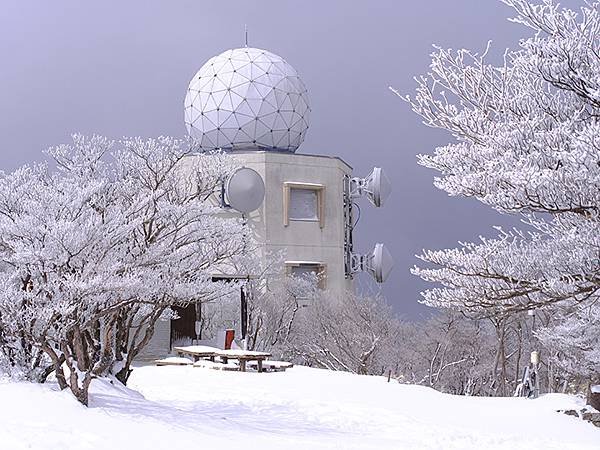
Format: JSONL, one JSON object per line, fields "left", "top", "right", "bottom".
{"left": 247, "top": 360, "right": 294, "bottom": 372}
{"left": 213, "top": 349, "right": 272, "bottom": 372}
{"left": 154, "top": 356, "right": 193, "bottom": 366}
{"left": 193, "top": 359, "right": 239, "bottom": 371}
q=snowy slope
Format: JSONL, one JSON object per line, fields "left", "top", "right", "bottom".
{"left": 1, "top": 365, "right": 598, "bottom": 449}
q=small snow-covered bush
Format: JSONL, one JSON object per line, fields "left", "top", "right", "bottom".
{"left": 286, "top": 291, "right": 401, "bottom": 376}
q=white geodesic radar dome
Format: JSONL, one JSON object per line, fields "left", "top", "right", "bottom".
{"left": 184, "top": 47, "right": 310, "bottom": 152}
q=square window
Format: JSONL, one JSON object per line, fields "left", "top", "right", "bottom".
{"left": 290, "top": 263, "right": 320, "bottom": 279}
{"left": 286, "top": 262, "right": 327, "bottom": 292}
{"left": 289, "top": 188, "right": 318, "bottom": 220}
{"left": 283, "top": 182, "right": 325, "bottom": 228}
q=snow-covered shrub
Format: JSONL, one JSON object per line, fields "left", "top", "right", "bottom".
{"left": 395, "top": 313, "right": 497, "bottom": 395}
{"left": 399, "top": 0, "right": 600, "bottom": 401}
{"left": 244, "top": 271, "right": 319, "bottom": 354}
{"left": 287, "top": 291, "right": 401, "bottom": 375}
{"left": 536, "top": 302, "right": 600, "bottom": 399}
{"left": 393, "top": 311, "right": 566, "bottom": 397}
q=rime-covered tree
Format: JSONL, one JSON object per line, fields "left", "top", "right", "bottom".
{"left": 536, "top": 302, "right": 600, "bottom": 408}
{"left": 0, "top": 135, "right": 250, "bottom": 404}
{"left": 289, "top": 291, "right": 400, "bottom": 375}
{"left": 397, "top": 0, "right": 600, "bottom": 404}
{"left": 244, "top": 272, "right": 318, "bottom": 354}
{"left": 396, "top": 312, "right": 499, "bottom": 395}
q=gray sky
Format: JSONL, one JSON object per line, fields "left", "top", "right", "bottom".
{"left": 0, "top": 0, "right": 582, "bottom": 318}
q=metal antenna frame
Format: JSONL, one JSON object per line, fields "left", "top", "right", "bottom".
{"left": 348, "top": 176, "right": 368, "bottom": 199}
{"left": 344, "top": 172, "right": 377, "bottom": 278}
{"left": 344, "top": 175, "right": 367, "bottom": 278}
{"left": 344, "top": 172, "right": 392, "bottom": 281}
{"left": 220, "top": 176, "right": 232, "bottom": 209}
{"left": 348, "top": 169, "right": 382, "bottom": 207}
{"left": 343, "top": 175, "right": 353, "bottom": 277}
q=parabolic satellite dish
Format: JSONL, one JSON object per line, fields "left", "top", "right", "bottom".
{"left": 349, "top": 167, "right": 392, "bottom": 208}
{"left": 224, "top": 167, "right": 265, "bottom": 214}
{"left": 364, "top": 167, "right": 392, "bottom": 208}
{"left": 366, "top": 243, "right": 394, "bottom": 283}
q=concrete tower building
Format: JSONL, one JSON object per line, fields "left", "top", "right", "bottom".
{"left": 184, "top": 47, "right": 355, "bottom": 294}
{"left": 140, "top": 46, "right": 391, "bottom": 358}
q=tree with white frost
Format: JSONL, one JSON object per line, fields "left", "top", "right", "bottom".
{"left": 536, "top": 302, "right": 600, "bottom": 406}
{"left": 244, "top": 271, "right": 318, "bottom": 354}
{"left": 396, "top": 312, "right": 499, "bottom": 395}
{"left": 289, "top": 291, "right": 400, "bottom": 376}
{"left": 0, "top": 135, "right": 250, "bottom": 405}
{"left": 396, "top": 0, "right": 599, "bottom": 405}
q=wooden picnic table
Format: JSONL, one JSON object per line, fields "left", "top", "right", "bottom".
{"left": 173, "top": 345, "right": 220, "bottom": 362}
{"left": 213, "top": 349, "right": 272, "bottom": 373}
{"left": 173, "top": 346, "right": 272, "bottom": 372}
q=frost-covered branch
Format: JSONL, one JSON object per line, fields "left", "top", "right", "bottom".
{"left": 0, "top": 135, "right": 251, "bottom": 404}
{"left": 397, "top": 0, "right": 600, "bottom": 400}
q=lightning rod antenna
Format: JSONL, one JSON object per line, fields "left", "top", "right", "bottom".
{"left": 244, "top": 25, "right": 248, "bottom": 47}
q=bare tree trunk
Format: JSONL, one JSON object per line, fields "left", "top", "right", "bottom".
{"left": 588, "top": 383, "right": 600, "bottom": 411}
{"left": 41, "top": 343, "right": 67, "bottom": 390}
{"left": 491, "top": 319, "right": 507, "bottom": 396}
{"left": 512, "top": 322, "right": 523, "bottom": 391}
{"left": 114, "top": 307, "right": 165, "bottom": 385}
{"left": 95, "top": 318, "right": 116, "bottom": 377}
{"left": 60, "top": 340, "right": 93, "bottom": 406}
{"left": 70, "top": 326, "right": 90, "bottom": 372}
{"left": 499, "top": 327, "right": 508, "bottom": 396}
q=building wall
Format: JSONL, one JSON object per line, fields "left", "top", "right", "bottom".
{"left": 232, "top": 151, "right": 353, "bottom": 294}
{"left": 130, "top": 318, "right": 171, "bottom": 362}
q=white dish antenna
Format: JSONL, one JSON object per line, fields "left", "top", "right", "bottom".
{"left": 366, "top": 243, "right": 394, "bottom": 283}
{"left": 224, "top": 167, "right": 265, "bottom": 214}
{"left": 347, "top": 243, "right": 394, "bottom": 283}
{"left": 343, "top": 168, "right": 393, "bottom": 281}
{"left": 350, "top": 167, "right": 391, "bottom": 207}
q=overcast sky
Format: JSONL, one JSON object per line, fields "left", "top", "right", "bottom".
{"left": 0, "top": 0, "right": 583, "bottom": 318}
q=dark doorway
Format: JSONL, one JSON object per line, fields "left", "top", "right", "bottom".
{"left": 169, "top": 277, "right": 245, "bottom": 349}
{"left": 170, "top": 303, "right": 198, "bottom": 348}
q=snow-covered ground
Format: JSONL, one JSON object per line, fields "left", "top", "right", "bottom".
{"left": 1, "top": 365, "right": 598, "bottom": 449}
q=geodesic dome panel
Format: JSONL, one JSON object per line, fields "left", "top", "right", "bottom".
{"left": 184, "top": 47, "right": 310, "bottom": 153}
